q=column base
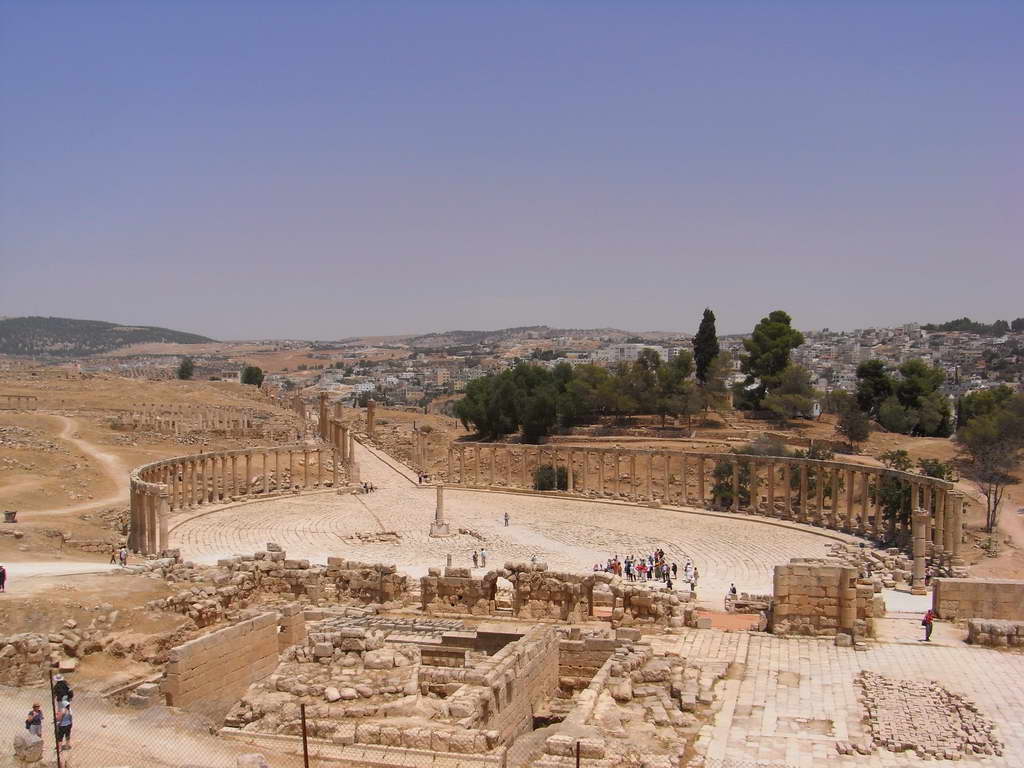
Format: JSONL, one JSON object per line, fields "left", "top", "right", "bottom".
{"left": 429, "top": 522, "right": 452, "bottom": 538}
{"left": 911, "top": 586, "right": 928, "bottom": 596}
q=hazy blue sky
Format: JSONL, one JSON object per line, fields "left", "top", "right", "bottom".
{"left": 1, "top": 2, "right": 1021, "bottom": 340}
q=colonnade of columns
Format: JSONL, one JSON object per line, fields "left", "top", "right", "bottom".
{"left": 129, "top": 444, "right": 341, "bottom": 554}
{"left": 0, "top": 394, "right": 38, "bottom": 408}
{"left": 446, "top": 444, "right": 965, "bottom": 584}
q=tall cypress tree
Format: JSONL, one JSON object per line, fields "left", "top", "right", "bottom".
{"left": 693, "top": 308, "right": 720, "bottom": 384}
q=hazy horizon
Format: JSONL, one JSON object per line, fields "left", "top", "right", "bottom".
{"left": 2, "top": 2, "right": 1021, "bottom": 339}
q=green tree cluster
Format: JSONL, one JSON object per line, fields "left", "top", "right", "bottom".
{"left": 453, "top": 349, "right": 712, "bottom": 443}
{"left": 922, "top": 317, "right": 1016, "bottom": 335}
{"left": 240, "top": 365, "right": 264, "bottom": 387}
{"left": 955, "top": 392, "right": 1024, "bottom": 531}
{"left": 733, "top": 311, "right": 808, "bottom": 412}
{"left": 855, "top": 359, "right": 952, "bottom": 437}
{"left": 177, "top": 357, "right": 194, "bottom": 380}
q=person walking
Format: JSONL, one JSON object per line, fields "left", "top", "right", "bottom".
{"left": 25, "top": 703, "right": 43, "bottom": 737}
{"left": 922, "top": 609, "right": 935, "bottom": 642}
{"left": 55, "top": 699, "right": 72, "bottom": 751}
{"left": 480, "top": 548, "right": 487, "bottom": 567}
{"left": 472, "top": 550, "right": 479, "bottom": 568}
{"left": 119, "top": 547, "right": 128, "bottom": 567}
{"left": 109, "top": 547, "right": 117, "bottom": 565}
{"left": 503, "top": 511, "right": 510, "bottom": 527}
{"left": 729, "top": 583, "right": 737, "bottom": 596}
{"left": 0, "top": 563, "right": 6, "bottom": 592}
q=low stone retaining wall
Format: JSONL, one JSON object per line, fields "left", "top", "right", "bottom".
{"left": 163, "top": 611, "right": 281, "bottom": 717}
{"left": 967, "top": 619, "right": 1024, "bottom": 647}
{"left": 933, "top": 578, "right": 1024, "bottom": 621}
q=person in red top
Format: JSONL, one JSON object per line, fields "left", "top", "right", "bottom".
{"left": 922, "top": 609, "right": 935, "bottom": 641}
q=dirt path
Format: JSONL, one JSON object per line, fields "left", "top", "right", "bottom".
{"left": 45, "top": 414, "right": 130, "bottom": 515}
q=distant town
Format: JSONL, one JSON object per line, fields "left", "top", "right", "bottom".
{"left": 28, "top": 319, "right": 1020, "bottom": 418}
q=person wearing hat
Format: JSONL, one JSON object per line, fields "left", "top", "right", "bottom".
{"left": 25, "top": 703, "right": 43, "bottom": 737}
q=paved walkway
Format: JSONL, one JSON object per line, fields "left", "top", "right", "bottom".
{"left": 674, "top": 628, "right": 1024, "bottom": 767}
{"left": 169, "top": 441, "right": 856, "bottom": 598}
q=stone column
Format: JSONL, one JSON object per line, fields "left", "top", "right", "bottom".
{"left": 846, "top": 469, "right": 856, "bottom": 531}
{"left": 630, "top": 454, "right": 638, "bottom": 500}
{"left": 567, "top": 450, "right": 575, "bottom": 492}
{"left": 731, "top": 460, "right": 740, "bottom": 512}
{"left": 245, "top": 454, "right": 252, "bottom": 495}
{"left": 447, "top": 448, "right": 453, "bottom": 482}
{"left": 158, "top": 488, "right": 170, "bottom": 552}
{"left": 783, "top": 463, "right": 792, "bottom": 518}
{"left": 798, "top": 464, "right": 810, "bottom": 521}
{"left": 230, "top": 455, "right": 238, "bottom": 497}
{"left": 263, "top": 452, "right": 270, "bottom": 494}
{"left": 645, "top": 453, "right": 652, "bottom": 500}
{"left": 815, "top": 465, "right": 825, "bottom": 522}
{"left": 289, "top": 450, "right": 296, "bottom": 491}
{"left": 767, "top": 461, "right": 776, "bottom": 516}
{"left": 911, "top": 508, "right": 929, "bottom": 594}
{"left": 934, "top": 489, "right": 946, "bottom": 556}
{"left": 459, "top": 448, "right": 466, "bottom": 485}
{"left": 839, "top": 567, "right": 858, "bottom": 636}
{"left": 489, "top": 446, "right": 496, "bottom": 486}
{"left": 859, "top": 471, "right": 870, "bottom": 534}
{"left": 521, "top": 449, "right": 528, "bottom": 488}
{"left": 366, "top": 399, "right": 377, "bottom": 436}
{"left": 333, "top": 448, "right": 340, "bottom": 488}
{"left": 950, "top": 494, "right": 965, "bottom": 566}
{"left": 598, "top": 452, "right": 605, "bottom": 495}
{"left": 943, "top": 492, "right": 955, "bottom": 556}
{"left": 663, "top": 454, "right": 671, "bottom": 502}
{"left": 317, "top": 449, "right": 324, "bottom": 488}
{"left": 697, "top": 456, "right": 705, "bottom": 507}
{"left": 430, "top": 485, "right": 451, "bottom": 537}
{"left": 146, "top": 490, "right": 158, "bottom": 555}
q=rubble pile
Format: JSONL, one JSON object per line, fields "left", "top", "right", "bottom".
{"left": 849, "top": 671, "right": 1003, "bottom": 759}
{"left": 826, "top": 542, "right": 910, "bottom": 588}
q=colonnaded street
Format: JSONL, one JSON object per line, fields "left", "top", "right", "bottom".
{"left": 169, "top": 441, "right": 860, "bottom": 599}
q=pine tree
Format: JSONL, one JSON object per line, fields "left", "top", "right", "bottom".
{"left": 693, "top": 308, "right": 720, "bottom": 384}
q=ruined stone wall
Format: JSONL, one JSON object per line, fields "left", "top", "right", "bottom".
{"left": 0, "top": 634, "right": 49, "bottom": 686}
{"left": 324, "top": 558, "right": 408, "bottom": 604}
{"left": 771, "top": 559, "right": 878, "bottom": 637}
{"left": 933, "top": 578, "right": 1024, "bottom": 621}
{"left": 163, "top": 612, "right": 280, "bottom": 717}
{"left": 967, "top": 619, "right": 1024, "bottom": 647}
{"left": 447, "top": 626, "right": 560, "bottom": 745}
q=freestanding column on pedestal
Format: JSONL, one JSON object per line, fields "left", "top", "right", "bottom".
{"left": 430, "top": 484, "right": 451, "bottom": 537}
{"left": 731, "top": 461, "right": 740, "bottom": 512}
{"left": 934, "top": 490, "right": 946, "bottom": 557}
{"left": 911, "top": 508, "right": 929, "bottom": 595}
{"left": 567, "top": 450, "right": 575, "bottom": 493}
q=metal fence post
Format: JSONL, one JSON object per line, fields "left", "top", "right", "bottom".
{"left": 48, "top": 670, "right": 62, "bottom": 768}
{"left": 300, "top": 702, "right": 310, "bottom": 768}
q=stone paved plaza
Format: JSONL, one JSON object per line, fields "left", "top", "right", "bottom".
{"left": 665, "top": 628, "right": 1024, "bottom": 767}
{"left": 169, "top": 442, "right": 855, "bottom": 599}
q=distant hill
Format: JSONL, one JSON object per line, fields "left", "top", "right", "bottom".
{"left": 0, "top": 316, "right": 215, "bottom": 357}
